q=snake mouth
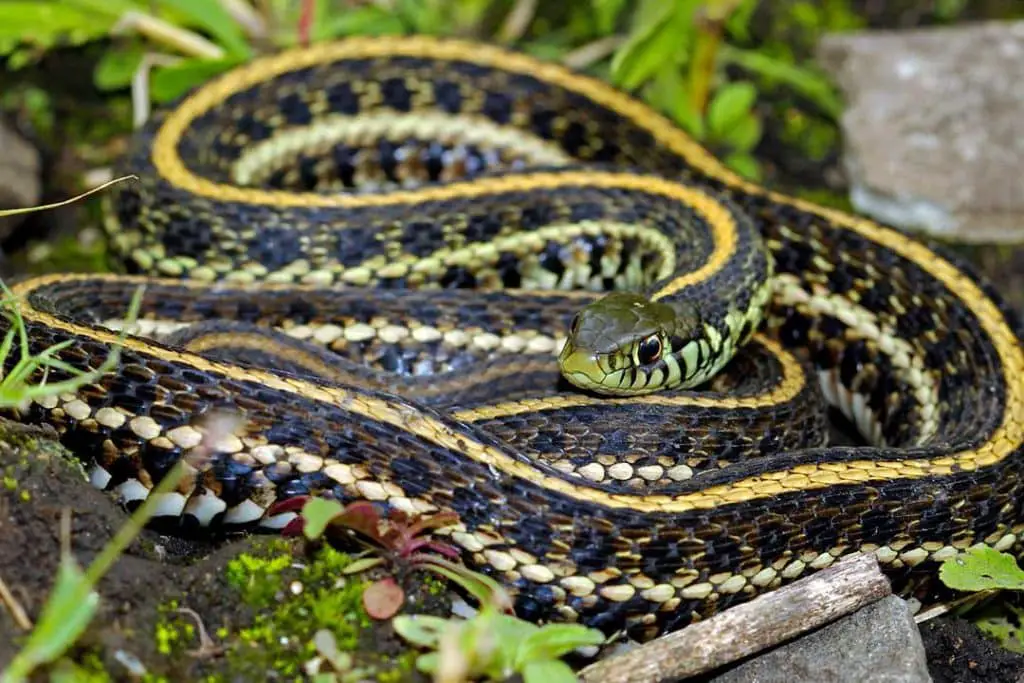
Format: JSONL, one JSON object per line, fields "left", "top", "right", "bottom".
{"left": 558, "top": 346, "right": 608, "bottom": 391}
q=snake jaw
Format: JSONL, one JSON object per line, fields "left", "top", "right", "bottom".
{"left": 558, "top": 343, "right": 609, "bottom": 392}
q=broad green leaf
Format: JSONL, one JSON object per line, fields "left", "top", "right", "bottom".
{"left": 493, "top": 613, "right": 539, "bottom": 645}
{"left": 974, "top": 605, "right": 1024, "bottom": 653}
{"left": 515, "top": 623, "right": 605, "bottom": 665}
{"left": 940, "top": 546, "right": 1024, "bottom": 592}
{"left": 63, "top": 0, "right": 139, "bottom": 16}
{"left": 721, "top": 112, "right": 762, "bottom": 151}
{"left": 93, "top": 44, "right": 146, "bottom": 91}
{"left": 393, "top": 614, "right": 452, "bottom": 648}
{"left": 415, "top": 652, "right": 439, "bottom": 674}
{"left": 0, "top": 3, "right": 116, "bottom": 56}
{"left": 154, "top": 0, "right": 252, "bottom": 59}
{"left": 298, "top": 497, "right": 346, "bottom": 540}
{"left": 3, "top": 555, "right": 99, "bottom": 680}
{"left": 149, "top": 56, "right": 242, "bottom": 102}
{"left": 723, "top": 151, "right": 761, "bottom": 181}
{"left": 522, "top": 659, "right": 579, "bottom": 683}
{"left": 592, "top": 0, "right": 629, "bottom": 34}
{"left": 311, "top": 5, "right": 406, "bottom": 42}
{"left": 707, "top": 81, "right": 758, "bottom": 139}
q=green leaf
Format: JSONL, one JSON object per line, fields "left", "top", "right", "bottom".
{"left": 311, "top": 5, "right": 406, "bottom": 42}
{"left": 415, "top": 652, "right": 439, "bottom": 674}
{"left": 516, "top": 623, "right": 605, "bottom": 665}
{"left": 724, "top": 0, "right": 760, "bottom": 42}
{"left": 609, "top": 0, "right": 683, "bottom": 91}
{"left": 341, "top": 555, "right": 384, "bottom": 575}
{"left": 392, "top": 614, "right": 453, "bottom": 649}
{"left": 721, "top": 112, "right": 762, "bottom": 151}
{"left": 522, "top": 659, "right": 579, "bottom": 683}
{"left": 0, "top": 2, "right": 117, "bottom": 57}
{"left": 646, "top": 68, "right": 705, "bottom": 139}
{"left": 422, "top": 557, "right": 512, "bottom": 611}
{"left": 719, "top": 45, "right": 843, "bottom": 119}
{"left": 93, "top": 45, "right": 146, "bottom": 91}
{"left": 149, "top": 57, "right": 242, "bottom": 102}
{"left": 940, "top": 546, "right": 1024, "bottom": 592}
{"left": 707, "top": 81, "right": 758, "bottom": 139}
{"left": 592, "top": 0, "right": 628, "bottom": 34}
{"left": 154, "top": 0, "right": 252, "bottom": 59}
{"left": 3, "top": 554, "right": 100, "bottom": 680}
{"left": 299, "top": 497, "right": 346, "bottom": 540}
{"left": 723, "top": 152, "right": 761, "bottom": 181}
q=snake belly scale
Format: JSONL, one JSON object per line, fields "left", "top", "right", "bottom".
{"left": 4, "top": 36, "right": 1024, "bottom": 641}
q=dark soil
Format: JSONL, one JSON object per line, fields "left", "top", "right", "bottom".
{"left": 923, "top": 617, "right": 1024, "bottom": 683}
{"left": 0, "top": 421, "right": 439, "bottom": 680}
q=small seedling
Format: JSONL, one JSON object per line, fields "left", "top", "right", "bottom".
{"left": 938, "top": 545, "right": 1024, "bottom": 654}
{"left": 393, "top": 604, "right": 605, "bottom": 683}
{"left": 272, "top": 496, "right": 512, "bottom": 619}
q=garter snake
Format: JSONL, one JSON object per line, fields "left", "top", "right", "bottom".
{"left": 4, "top": 36, "right": 1024, "bottom": 642}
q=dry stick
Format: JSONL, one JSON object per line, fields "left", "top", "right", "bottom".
{"left": 580, "top": 553, "right": 892, "bottom": 683}
{"left": 0, "top": 573, "right": 32, "bottom": 631}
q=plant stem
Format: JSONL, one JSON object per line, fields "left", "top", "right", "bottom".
{"left": 688, "top": 0, "right": 746, "bottom": 114}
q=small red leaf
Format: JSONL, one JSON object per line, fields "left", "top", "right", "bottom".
{"left": 401, "top": 539, "right": 460, "bottom": 560}
{"left": 363, "top": 578, "right": 406, "bottom": 620}
{"left": 280, "top": 517, "right": 306, "bottom": 537}
{"left": 335, "top": 501, "right": 385, "bottom": 541}
{"left": 268, "top": 496, "right": 311, "bottom": 516}
{"left": 404, "top": 511, "right": 460, "bottom": 539}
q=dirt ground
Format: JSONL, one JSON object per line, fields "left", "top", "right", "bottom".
{"left": 0, "top": 421, "right": 441, "bottom": 681}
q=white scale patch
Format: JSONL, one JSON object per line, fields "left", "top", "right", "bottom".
{"left": 231, "top": 111, "right": 574, "bottom": 186}
{"left": 775, "top": 274, "right": 939, "bottom": 447}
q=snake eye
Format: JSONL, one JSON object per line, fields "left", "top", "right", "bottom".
{"left": 637, "top": 335, "right": 662, "bottom": 365}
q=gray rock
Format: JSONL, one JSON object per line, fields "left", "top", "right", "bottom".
{"left": 706, "top": 596, "right": 931, "bottom": 683}
{"left": 817, "top": 21, "right": 1024, "bottom": 243}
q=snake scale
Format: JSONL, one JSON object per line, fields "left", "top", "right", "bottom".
{"left": 4, "top": 36, "right": 1024, "bottom": 642}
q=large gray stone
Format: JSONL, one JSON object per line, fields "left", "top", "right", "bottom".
{"left": 817, "top": 21, "right": 1024, "bottom": 243}
{"left": 705, "top": 596, "right": 931, "bottom": 683}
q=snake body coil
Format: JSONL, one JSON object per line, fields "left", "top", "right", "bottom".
{"left": 5, "top": 37, "right": 1024, "bottom": 641}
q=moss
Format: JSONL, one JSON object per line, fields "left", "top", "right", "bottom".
{"left": 48, "top": 653, "right": 113, "bottom": 682}
{"left": 153, "top": 599, "right": 196, "bottom": 658}
{"left": 209, "top": 539, "right": 420, "bottom": 682}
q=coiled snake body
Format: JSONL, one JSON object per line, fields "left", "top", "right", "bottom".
{"left": 5, "top": 37, "right": 1024, "bottom": 641}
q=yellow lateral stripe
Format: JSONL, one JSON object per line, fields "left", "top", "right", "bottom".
{"left": 11, "top": 285, "right": 1014, "bottom": 514}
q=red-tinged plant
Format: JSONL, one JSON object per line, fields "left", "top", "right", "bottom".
{"left": 268, "top": 496, "right": 513, "bottom": 620}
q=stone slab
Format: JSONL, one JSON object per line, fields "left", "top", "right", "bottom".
{"left": 704, "top": 596, "right": 931, "bottom": 683}
{"left": 817, "top": 21, "right": 1024, "bottom": 243}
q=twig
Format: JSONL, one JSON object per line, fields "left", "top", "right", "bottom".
{"left": 175, "top": 607, "right": 224, "bottom": 659}
{"left": 0, "top": 573, "right": 32, "bottom": 631}
{"left": 561, "top": 36, "right": 626, "bottom": 71}
{"left": 496, "top": 0, "right": 538, "bottom": 44}
{"left": 113, "top": 10, "right": 226, "bottom": 60}
{"left": 580, "top": 553, "right": 892, "bottom": 683}
{"left": 219, "top": 0, "right": 267, "bottom": 40}
{"left": 131, "top": 53, "right": 184, "bottom": 129}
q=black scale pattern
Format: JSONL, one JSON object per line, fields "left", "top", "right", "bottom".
{"left": 15, "top": 41, "right": 1020, "bottom": 643}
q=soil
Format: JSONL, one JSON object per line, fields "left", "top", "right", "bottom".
{"left": 0, "top": 420, "right": 440, "bottom": 681}
{"left": 922, "top": 617, "right": 1024, "bottom": 683}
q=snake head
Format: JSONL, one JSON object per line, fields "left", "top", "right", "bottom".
{"left": 558, "top": 291, "right": 703, "bottom": 396}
